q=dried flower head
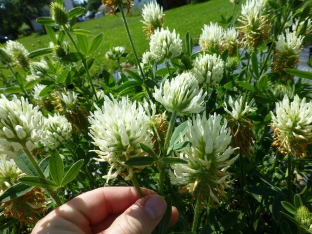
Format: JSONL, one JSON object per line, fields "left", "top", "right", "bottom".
{"left": 89, "top": 95, "right": 154, "bottom": 182}
{"left": 237, "top": 0, "right": 270, "bottom": 49}
{"left": 271, "top": 95, "right": 312, "bottom": 157}
{"left": 192, "top": 53, "right": 225, "bottom": 86}
{"left": 5, "top": 40, "right": 29, "bottom": 69}
{"left": 0, "top": 95, "right": 44, "bottom": 158}
{"left": 141, "top": 1, "right": 165, "bottom": 39}
{"left": 102, "top": 0, "right": 134, "bottom": 14}
{"left": 41, "top": 113, "right": 72, "bottom": 149}
{"left": 170, "top": 113, "right": 238, "bottom": 206}
{"left": 272, "top": 29, "right": 303, "bottom": 80}
{"left": 153, "top": 72, "right": 207, "bottom": 115}
{"left": 50, "top": 2, "right": 68, "bottom": 25}
{"left": 149, "top": 27, "right": 182, "bottom": 61}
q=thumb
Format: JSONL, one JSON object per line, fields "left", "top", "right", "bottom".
{"left": 104, "top": 195, "right": 167, "bottom": 234}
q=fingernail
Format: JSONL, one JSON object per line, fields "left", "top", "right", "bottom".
{"left": 144, "top": 195, "right": 167, "bottom": 219}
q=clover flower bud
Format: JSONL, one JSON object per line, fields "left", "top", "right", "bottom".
{"left": 50, "top": 2, "right": 68, "bottom": 25}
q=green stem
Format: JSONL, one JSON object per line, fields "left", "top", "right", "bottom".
{"left": 166, "top": 60, "right": 172, "bottom": 79}
{"left": 287, "top": 153, "right": 293, "bottom": 199}
{"left": 191, "top": 198, "right": 201, "bottom": 233}
{"left": 23, "top": 147, "right": 62, "bottom": 206}
{"left": 64, "top": 30, "right": 98, "bottom": 101}
{"left": 163, "top": 112, "right": 177, "bottom": 154}
{"left": 239, "top": 152, "right": 246, "bottom": 188}
{"left": 131, "top": 174, "right": 143, "bottom": 198}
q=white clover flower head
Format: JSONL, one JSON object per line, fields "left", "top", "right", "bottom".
{"left": 0, "top": 48, "right": 14, "bottom": 66}
{"left": 271, "top": 95, "right": 312, "bottom": 156}
{"left": 141, "top": 51, "right": 155, "bottom": 66}
{"left": 0, "top": 95, "right": 44, "bottom": 158}
{"left": 170, "top": 113, "right": 238, "bottom": 204}
{"left": 153, "top": 72, "right": 207, "bottom": 115}
{"left": 32, "top": 84, "right": 47, "bottom": 101}
{"left": 30, "top": 60, "right": 48, "bottom": 78}
{"left": 5, "top": 40, "right": 29, "bottom": 69}
{"left": 141, "top": 1, "right": 164, "bottom": 38}
{"left": 192, "top": 53, "right": 224, "bottom": 86}
{"left": 26, "top": 74, "right": 40, "bottom": 83}
{"left": 275, "top": 28, "right": 303, "bottom": 54}
{"left": 224, "top": 96, "right": 255, "bottom": 121}
{"left": 292, "top": 18, "right": 312, "bottom": 36}
{"left": 0, "top": 154, "right": 23, "bottom": 192}
{"left": 41, "top": 113, "right": 72, "bottom": 149}
{"left": 149, "top": 27, "right": 182, "bottom": 61}
{"left": 56, "top": 89, "right": 79, "bottom": 112}
{"left": 89, "top": 95, "right": 154, "bottom": 183}
{"left": 105, "top": 46, "right": 126, "bottom": 61}
{"left": 199, "top": 22, "right": 223, "bottom": 52}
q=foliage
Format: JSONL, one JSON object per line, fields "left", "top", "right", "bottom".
{"left": 0, "top": 0, "right": 312, "bottom": 233}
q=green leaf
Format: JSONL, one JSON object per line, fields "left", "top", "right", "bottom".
{"left": 4, "top": 86, "right": 21, "bottom": 94}
{"left": 280, "top": 220, "right": 293, "bottom": 234}
{"left": 18, "top": 176, "right": 58, "bottom": 189}
{"left": 140, "top": 143, "right": 158, "bottom": 161}
{"left": 116, "top": 80, "right": 142, "bottom": 92}
{"left": 284, "top": 69, "right": 312, "bottom": 80}
{"left": 157, "top": 195, "right": 172, "bottom": 234}
{"left": 77, "top": 34, "right": 88, "bottom": 55}
{"left": 223, "top": 81, "right": 234, "bottom": 90}
{"left": 14, "top": 151, "right": 38, "bottom": 176}
{"left": 144, "top": 78, "right": 158, "bottom": 89}
{"left": 171, "top": 141, "right": 191, "bottom": 152}
{"left": 281, "top": 201, "right": 297, "bottom": 215}
{"left": 49, "top": 151, "right": 64, "bottom": 186}
{"left": 0, "top": 183, "right": 33, "bottom": 203}
{"left": 88, "top": 33, "right": 104, "bottom": 54}
{"left": 161, "top": 157, "right": 188, "bottom": 165}
{"left": 124, "top": 69, "right": 143, "bottom": 83}
{"left": 169, "top": 121, "right": 188, "bottom": 147}
{"left": 251, "top": 52, "right": 259, "bottom": 78}
{"left": 61, "top": 160, "right": 84, "bottom": 186}
{"left": 62, "top": 52, "right": 83, "bottom": 62}
{"left": 37, "top": 17, "right": 55, "bottom": 26}
{"left": 257, "top": 74, "right": 268, "bottom": 91}
{"left": 24, "top": 79, "right": 39, "bottom": 90}
{"left": 272, "top": 194, "right": 285, "bottom": 222}
{"left": 185, "top": 32, "right": 193, "bottom": 57}
{"left": 45, "top": 26, "right": 57, "bottom": 44}
{"left": 294, "top": 194, "right": 303, "bottom": 209}
{"left": 124, "top": 157, "right": 155, "bottom": 166}
{"left": 67, "top": 7, "right": 84, "bottom": 20}
{"left": 268, "top": 1, "right": 280, "bottom": 9}
{"left": 72, "top": 29, "right": 92, "bottom": 35}
{"left": 281, "top": 211, "right": 306, "bottom": 230}
{"left": 28, "top": 48, "right": 53, "bottom": 59}
{"left": 39, "top": 85, "right": 55, "bottom": 96}
{"left": 56, "top": 70, "right": 70, "bottom": 83}
{"left": 0, "top": 218, "right": 18, "bottom": 231}
{"left": 237, "top": 81, "right": 255, "bottom": 92}
{"left": 244, "top": 185, "right": 279, "bottom": 196}
{"left": 219, "top": 211, "right": 241, "bottom": 231}
{"left": 39, "top": 157, "right": 50, "bottom": 178}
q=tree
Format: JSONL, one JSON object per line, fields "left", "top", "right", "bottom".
{"left": 0, "top": 0, "right": 24, "bottom": 37}
{"left": 86, "top": 0, "right": 102, "bottom": 17}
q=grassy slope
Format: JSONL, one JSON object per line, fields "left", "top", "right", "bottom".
{"left": 2, "top": 0, "right": 241, "bottom": 79}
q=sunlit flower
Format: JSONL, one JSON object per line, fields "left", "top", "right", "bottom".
{"left": 102, "top": 0, "right": 134, "bottom": 14}
{"left": 149, "top": 27, "right": 182, "bottom": 61}
{"left": 153, "top": 72, "right": 207, "bottom": 115}
{"left": 237, "top": 0, "right": 270, "bottom": 49}
{"left": 0, "top": 155, "right": 23, "bottom": 192}
{"left": 0, "top": 95, "right": 44, "bottom": 158}
{"left": 89, "top": 95, "right": 154, "bottom": 182}
{"left": 56, "top": 89, "right": 79, "bottom": 113}
{"left": 30, "top": 60, "right": 48, "bottom": 78}
{"left": 5, "top": 40, "right": 29, "bottom": 69}
{"left": 272, "top": 29, "right": 303, "bottom": 79}
{"left": 199, "top": 22, "right": 224, "bottom": 53}
{"left": 224, "top": 96, "right": 255, "bottom": 157}
{"left": 41, "top": 113, "right": 72, "bottom": 149}
{"left": 271, "top": 95, "right": 312, "bottom": 157}
{"left": 141, "top": 1, "right": 165, "bottom": 38}
{"left": 50, "top": 2, "right": 68, "bottom": 25}
{"left": 170, "top": 113, "right": 238, "bottom": 206}
{"left": 105, "top": 46, "right": 126, "bottom": 61}
{"left": 192, "top": 53, "right": 224, "bottom": 86}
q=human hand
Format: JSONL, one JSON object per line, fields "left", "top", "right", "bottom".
{"left": 32, "top": 187, "right": 179, "bottom": 234}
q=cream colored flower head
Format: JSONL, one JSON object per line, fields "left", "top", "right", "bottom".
{"left": 224, "top": 96, "right": 255, "bottom": 121}
{"left": 192, "top": 53, "right": 224, "bottom": 86}
{"left": 275, "top": 28, "right": 303, "bottom": 54}
{"left": 41, "top": 113, "right": 72, "bottom": 149}
{"left": 105, "top": 46, "right": 126, "bottom": 61}
{"left": 170, "top": 113, "right": 238, "bottom": 205}
{"left": 271, "top": 95, "right": 312, "bottom": 156}
{"left": 0, "top": 48, "right": 14, "bottom": 66}
{"left": 141, "top": 1, "right": 164, "bottom": 38}
{"left": 56, "top": 89, "right": 79, "bottom": 113}
{"left": 89, "top": 95, "right": 154, "bottom": 183}
{"left": 0, "top": 95, "right": 44, "bottom": 158}
{"left": 199, "top": 22, "right": 223, "bottom": 52}
{"left": 0, "top": 154, "right": 23, "bottom": 192}
{"left": 30, "top": 60, "right": 48, "bottom": 78}
{"left": 153, "top": 72, "right": 207, "bottom": 115}
{"left": 149, "top": 27, "right": 182, "bottom": 61}
{"left": 5, "top": 40, "right": 29, "bottom": 69}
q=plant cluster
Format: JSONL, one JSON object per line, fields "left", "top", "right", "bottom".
{"left": 1, "top": 0, "right": 312, "bottom": 233}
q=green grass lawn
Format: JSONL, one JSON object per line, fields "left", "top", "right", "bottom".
{"left": 2, "top": 0, "right": 242, "bottom": 79}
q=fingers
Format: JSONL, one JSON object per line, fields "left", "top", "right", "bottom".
{"left": 101, "top": 195, "right": 167, "bottom": 234}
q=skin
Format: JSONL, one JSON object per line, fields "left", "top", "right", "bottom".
{"left": 32, "top": 187, "right": 179, "bottom": 234}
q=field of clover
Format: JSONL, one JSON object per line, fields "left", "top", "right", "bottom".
{"left": 1, "top": 0, "right": 312, "bottom": 233}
